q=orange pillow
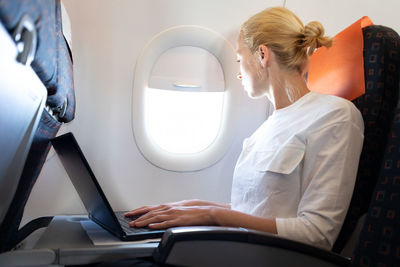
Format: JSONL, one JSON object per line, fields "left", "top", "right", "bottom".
{"left": 308, "top": 16, "right": 373, "bottom": 100}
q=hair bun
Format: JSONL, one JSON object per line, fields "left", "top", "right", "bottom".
{"left": 303, "top": 21, "right": 332, "bottom": 55}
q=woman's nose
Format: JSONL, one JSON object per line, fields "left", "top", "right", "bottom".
{"left": 237, "top": 73, "right": 242, "bottom": 80}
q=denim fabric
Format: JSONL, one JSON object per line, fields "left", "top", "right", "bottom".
{"left": 0, "top": 0, "right": 75, "bottom": 122}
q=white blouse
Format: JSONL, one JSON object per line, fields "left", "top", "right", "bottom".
{"left": 231, "top": 92, "right": 364, "bottom": 250}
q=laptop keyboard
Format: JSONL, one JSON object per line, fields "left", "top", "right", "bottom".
{"left": 114, "top": 211, "right": 155, "bottom": 234}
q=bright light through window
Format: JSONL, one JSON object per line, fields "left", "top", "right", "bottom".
{"left": 145, "top": 88, "right": 224, "bottom": 154}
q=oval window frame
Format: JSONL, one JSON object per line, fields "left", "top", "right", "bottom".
{"left": 132, "top": 25, "right": 241, "bottom": 171}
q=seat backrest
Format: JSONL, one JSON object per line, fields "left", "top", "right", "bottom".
{"left": 351, "top": 26, "right": 400, "bottom": 266}
{"left": 0, "top": 0, "right": 75, "bottom": 252}
{"left": 333, "top": 25, "right": 400, "bottom": 254}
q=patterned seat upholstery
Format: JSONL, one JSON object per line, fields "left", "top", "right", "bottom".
{"left": 332, "top": 25, "right": 400, "bottom": 265}
{"left": 352, "top": 26, "right": 400, "bottom": 266}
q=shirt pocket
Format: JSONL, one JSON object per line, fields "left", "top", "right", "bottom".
{"left": 253, "top": 144, "right": 305, "bottom": 175}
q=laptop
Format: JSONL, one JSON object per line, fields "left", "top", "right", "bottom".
{"left": 51, "top": 132, "right": 165, "bottom": 241}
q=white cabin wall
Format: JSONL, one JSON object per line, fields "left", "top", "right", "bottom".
{"left": 22, "top": 0, "right": 398, "bottom": 225}
{"left": 286, "top": 0, "right": 400, "bottom": 36}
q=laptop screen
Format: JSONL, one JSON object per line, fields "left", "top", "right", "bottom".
{"left": 51, "top": 133, "right": 123, "bottom": 237}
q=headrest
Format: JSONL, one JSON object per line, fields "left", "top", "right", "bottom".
{"left": 308, "top": 16, "right": 373, "bottom": 100}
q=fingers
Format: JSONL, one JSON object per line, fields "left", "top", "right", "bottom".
{"left": 124, "top": 204, "right": 170, "bottom": 217}
{"left": 124, "top": 206, "right": 152, "bottom": 217}
{"left": 148, "top": 219, "right": 181, "bottom": 229}
{"left": 126, "top": 205, "right": 215, "bottom": 229}
{"left": 130, "top": 214, "right": 184, "bottom": 229}
{"left": 129, "top": 208, "right": 169, "bottom": 226}
{"left": 124, "top": 200, "right": 198, "bottom": 218}
{"left": 129, "top": 206, "right": 180, "bottom": 228}
{"left": 131, "top": 214, "right": 171, "bottom": 228}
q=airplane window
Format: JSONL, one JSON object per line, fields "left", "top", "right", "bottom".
{"left": 132, "top": 26, "right": 240, "bottom": 171}
{"left": 146, "top": 88, "right": 224, "bottom": 154}
{"left": 146, "top": 46, "right": 224, "bottom": 154}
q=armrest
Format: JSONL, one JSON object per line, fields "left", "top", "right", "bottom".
{"left": 0, "top": 249, "right": 56, "bottom": 266}
{"left": 153, "top": 226, "right": 350, "bottom": 267}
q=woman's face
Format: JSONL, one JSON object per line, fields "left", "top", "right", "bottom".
{"left": 236, "top": 34, "right": 268, "bottom": 98}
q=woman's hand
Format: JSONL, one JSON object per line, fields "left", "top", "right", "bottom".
{"left": 125, "top": 202, "right": 277, "bottom": 234}
{"left": 128, "top": 205, "right": 223, "bottom": 229}
{"left": 124, "top": 203, "right": 177, "bottom": 219}
{"left": 124, "top": 199, "right": 230, "bottom": 219}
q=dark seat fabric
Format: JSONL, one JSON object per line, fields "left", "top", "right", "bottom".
{"left": 0, "top": 0, "right": 75, "bottom": 252}
{"left": 352, "top": 26, "right": 400, "bottom": 266}
{"left": 333, "top": 25, "right": 400, "bottom": 255}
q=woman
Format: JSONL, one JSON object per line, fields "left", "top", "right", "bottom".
{"left": 125, "top": 7, "right": 364, "bottom": 250}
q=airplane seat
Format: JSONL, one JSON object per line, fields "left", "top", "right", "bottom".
{"left": 334, "top": 24, "right": 400, "bottom": 258}
{"left": 0, "top": 0, "right": 75, "bottom": 253}
{"left": 350, "top": 24, "right": 400, "bottom": 266}
{"left": 151, "top": 23, "right": 400, "bottom": 267}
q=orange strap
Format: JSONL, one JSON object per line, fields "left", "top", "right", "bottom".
{"left": 308, "top": 16, "right": 373, "bottom": 100}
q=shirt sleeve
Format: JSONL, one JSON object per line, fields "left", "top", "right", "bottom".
{"left": 275, "top": 119, "right": 364, "bottom": 250}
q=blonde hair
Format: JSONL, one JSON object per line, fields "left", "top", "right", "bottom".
{"left": 240, "top": 7, "right": 332, "bottom": 71}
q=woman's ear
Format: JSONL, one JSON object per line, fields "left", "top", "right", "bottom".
{"left": 258, "top": 44, "right": 269, "bottom": 68}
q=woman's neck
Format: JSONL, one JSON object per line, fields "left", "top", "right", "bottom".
{"left": 267, "top": 66, "right": 310, "bottom": 110}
